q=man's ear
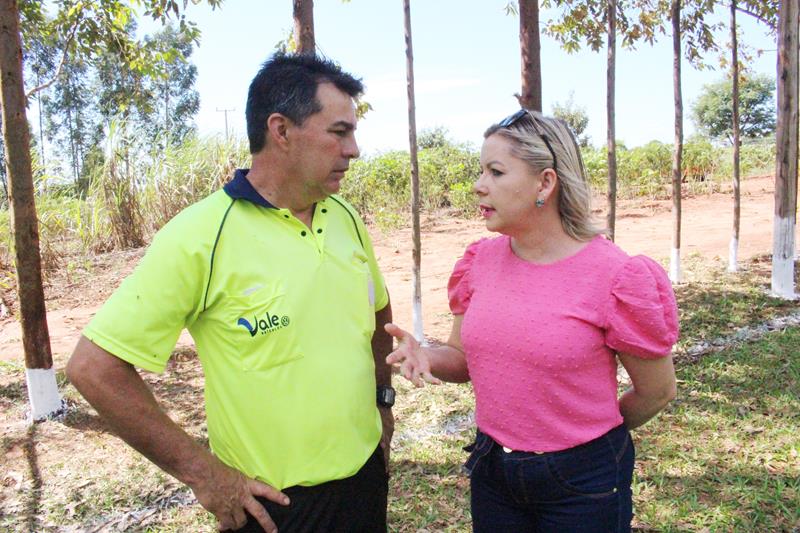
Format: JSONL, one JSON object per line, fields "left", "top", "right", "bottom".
{"left": 266, "top": 113, "right": 291, "bottom": 150}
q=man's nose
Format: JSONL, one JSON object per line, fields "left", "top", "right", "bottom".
{"left": 344, "top": 136, "right": 360, "bottom": 159}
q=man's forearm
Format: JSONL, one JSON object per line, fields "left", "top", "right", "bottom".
{"left": 66, "top": 337, "right": 216, "bottom": 487}
{"left": 372, "top": 301, "right": 393, "bottom": 387}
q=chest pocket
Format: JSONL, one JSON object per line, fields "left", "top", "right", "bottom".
{"left": 343, "top": 252, "right": 376, "bottom": 337}
{"left": 223, "top": 283, "right": 303, "bottom": 372}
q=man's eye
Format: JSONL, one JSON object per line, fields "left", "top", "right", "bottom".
{"left": 332, "top": 130, "right": 347, "bottom": 137}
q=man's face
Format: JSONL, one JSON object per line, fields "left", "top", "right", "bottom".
{"left": 287, "top": 82, "right": 360, "bottom": 202}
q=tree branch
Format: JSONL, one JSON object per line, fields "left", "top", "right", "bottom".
{"left": 25, "top": 20, "right": 79, "bottom": 99}
{"left": 734, "top": 5, "right": 775, "bottom": 29}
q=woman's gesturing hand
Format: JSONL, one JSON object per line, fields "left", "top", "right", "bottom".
{"left": 384, "top": 323, "right": 442, "bottom": 387}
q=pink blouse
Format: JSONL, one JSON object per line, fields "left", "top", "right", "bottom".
{"left": 448, "top": 235, "right": 679, "bottom": 452}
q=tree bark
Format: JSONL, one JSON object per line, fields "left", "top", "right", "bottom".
{"left": 402, "top": 0, "right": 423, "bottom": 342}
{"left": 0, "top": 0, "right": 53, "bottom": 370}
{"left": 670, "top": 0, "right": 683, "bottom": 283}
{"left": 729, "top": 0, "right": 741, "bottom": 272}
{"left": 518, "top": 0, "right": 542, "bottom": 111}
{"left": 1, "top": 0, "right": 62, "bottom": 421}
{"left": 772, "top": 0, "right": 799, "bottom": 298}
{"left": 293, "top": 0, "right": 315, "bottom": 54}
{"left": 606, "top": 0, "right": 617, "bottom": 242}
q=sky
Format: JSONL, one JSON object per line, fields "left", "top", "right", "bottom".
{"left": 159, "top": 0, "right": 777, "bottom": 156}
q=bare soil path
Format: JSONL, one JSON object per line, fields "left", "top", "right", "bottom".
{"left": 0, "top": 175, "right": 780, "bottom": 365}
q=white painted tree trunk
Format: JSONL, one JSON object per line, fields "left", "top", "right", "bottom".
{"left": 25, "top": 368, "right": 64, "bottom": 422}
{"left": 771, "top": 0, "right": 798, "bottom": 300}
{"left": 728, "top": 236, "right": 739, "bottom": 273}
{"left": 772, "top": 216, "right": 797, "bottom": 299}
{"left": 669, "top": 247, "right": 681, "bottom": 283}
{"left": 403, "top": 0, "right": 425, "bottom": 343}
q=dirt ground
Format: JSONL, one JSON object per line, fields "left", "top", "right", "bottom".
{"left": 0, "top": 174, "right": 781, "bottom": 365}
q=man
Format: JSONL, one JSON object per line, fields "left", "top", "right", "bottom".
{"left": 66, "top": 53, "right": 395, "bottom": 533}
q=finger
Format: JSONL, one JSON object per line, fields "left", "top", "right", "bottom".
{"left": 385, "top": 349, "right": 406, "bottom": 365}
{"left": 411, "top": 368, "right": 425, "bottom": 388}
{"left": 244, "top": 495, "right": 278, "bottom": 533}
{"left": 248, "top": 479, "right": 290, "bottom": 506}
{"left": 383, "top": 323, "right": 407, "bottom": 340}
{"left": 216, "top": 511, "right": 240, "bottom": 532}
{"left": 421, "top": 371, "right": 442, "bottom": 385}
{"left": 231, "top": 506, "right": 248, "bottom": 531}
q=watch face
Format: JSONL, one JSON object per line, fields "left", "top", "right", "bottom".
{"left": 377, "top": 386, "right": 395, "bottom": 406}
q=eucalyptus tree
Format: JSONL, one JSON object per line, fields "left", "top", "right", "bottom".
{"left": 1, "top": 0, "right": 220, "bottom": 421}
{"left": 518, "top": 0, "right": 544, "bottom": 110}
{"left": 293, "top": 0, "right": 315, "bottom": 53}
{"left": 729, "top": 1, "right": 741, "bottom": 272}
{"left": 41, "top": 57, "right": 96, "bottom": 184}
{"left": 402, "top": 0, "right": 424, "bottom": 342}
{"left": 771, "top": 0, "right": 798, "bottom": 299}
{"left": 544, "top": 0, "right": 660, "bottom": 241}
{"left": 145, "top": 25, "right": 201, "bottom": 146}
{"left": 726, "top": 0, "right": 777, "bottom": 272}
{"left": 658, "top": 0, "right": 719, "bottom": 282}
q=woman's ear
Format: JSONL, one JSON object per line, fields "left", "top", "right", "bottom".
{"left": 538, "top": 168, "right": 558, "bottom": 200}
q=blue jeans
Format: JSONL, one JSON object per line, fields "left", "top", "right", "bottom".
{"left": 464, "top": 424, "right": 634, "bottom": 533}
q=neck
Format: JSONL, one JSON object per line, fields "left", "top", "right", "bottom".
{"left": 247, "top": 153, "right": 316, "bottom": 225}
{"left": 509, "top": 214, "right": 583, "bottom": 264}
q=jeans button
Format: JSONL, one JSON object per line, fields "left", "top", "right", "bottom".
{"left": 502, "top": 446, "right": 513, "bottom": 453}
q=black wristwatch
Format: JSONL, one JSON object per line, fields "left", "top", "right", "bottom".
{"left": 376, "top": 385, "right": 396, "bottom": 408}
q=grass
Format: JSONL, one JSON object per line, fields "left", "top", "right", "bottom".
{"left": 1, "top": 256, "right": 799, "bottom": 532}
{"left": 670, "top": 253, "right": 800, "bottom": 353}
{"left": 634, "top": 329, "right": 800, "bottom": 532}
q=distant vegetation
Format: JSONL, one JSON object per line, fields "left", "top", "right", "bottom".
{"left": 0, "top": 127, "right": 776, "bottom": 274}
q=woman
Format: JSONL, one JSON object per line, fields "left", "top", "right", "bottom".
{"left": 385, "top": 109, "right": 679, "bottom": 532}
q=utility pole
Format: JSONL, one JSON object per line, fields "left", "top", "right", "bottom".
{"left": 216, "top": 107, "right": 235, "bottom": 140}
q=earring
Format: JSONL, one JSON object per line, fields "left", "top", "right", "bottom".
{"left": 535, "top": 198, "right": 545, "bottom": 208}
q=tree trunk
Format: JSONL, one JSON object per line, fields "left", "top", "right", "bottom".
{"left": 0, "top": 0, "right": 62, "bottom": 421}
{"left": 729, "top": 0, "right": 741, "bottom": 273}
{"left": 402, "top": 0, "right": 423, "bottom": 342}
{"left": 518, "top": 0, "right": 542, "bottom": 111}
{"left": 669, "top": 0, "right": 683, "bottom": 283}
{"left": 606, "top": 0, "right": 617, "bottom": 241}
{"left": 293, "top": 0, "right": 315, "bottom": 54}
{"left": 772, "top": 0, "right": 799, "bottom": 298}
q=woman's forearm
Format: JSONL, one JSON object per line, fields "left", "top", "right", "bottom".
{"left": 427, "top": 344, "right": 469, "bottom": 383}
{"left": 618, "top": 386, "right": 676, "bottom": 429}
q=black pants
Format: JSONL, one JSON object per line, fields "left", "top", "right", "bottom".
{"left": 235, "top": 446, "right": 388, "bottom": 533}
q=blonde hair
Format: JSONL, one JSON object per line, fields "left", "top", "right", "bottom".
{"left": 485, "top": 110, "right": 605, "bottom": 241}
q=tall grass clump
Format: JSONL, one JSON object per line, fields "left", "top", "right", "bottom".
{"left": 0, "top": 133, "right": 248, "bottom": 272}
{"left": 141, "top": 136, "right": 249, "bottom": 230}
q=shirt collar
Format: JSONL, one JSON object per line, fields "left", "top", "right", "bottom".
{"left": 223, "top": 168, "right": 277, "bottom": 208}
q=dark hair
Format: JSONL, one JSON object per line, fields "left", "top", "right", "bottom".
{"left": 246, "top": 52, "right": 364, "bottom": 154}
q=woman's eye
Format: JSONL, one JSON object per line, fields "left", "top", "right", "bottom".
{"left": 490, "top": 168, "right": 503, "bottom": 177}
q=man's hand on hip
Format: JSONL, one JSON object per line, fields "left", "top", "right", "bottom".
{"left": 192, "top": 459, "right": 290, "bottom": 532}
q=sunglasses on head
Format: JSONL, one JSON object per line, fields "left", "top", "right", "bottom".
{"left": 498, "top": 109, "right": 558, "bottom": 172}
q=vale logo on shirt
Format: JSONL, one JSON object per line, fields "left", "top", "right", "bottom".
{"left": 237, "top": 310, "right": 291, "bottom": 337}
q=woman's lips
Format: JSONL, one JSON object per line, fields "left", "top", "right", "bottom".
{"left": 479, "top": 205, "right": 495, "bottom": 218}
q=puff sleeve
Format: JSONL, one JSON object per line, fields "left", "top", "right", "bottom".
{"left": 605, "top": 255, "right": 679, "bottom": 358}
{"left": 447, "top": 240, "right": 483, "bottom": 315}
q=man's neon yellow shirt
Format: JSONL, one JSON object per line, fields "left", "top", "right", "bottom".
{"left": 84, "top": 171, "right": 389, "bottom": 490}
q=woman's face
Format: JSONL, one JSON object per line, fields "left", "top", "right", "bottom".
{"left": 475, "top": 134, "right": 543, "bottom": 236}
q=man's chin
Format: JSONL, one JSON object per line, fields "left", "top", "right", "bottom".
{"left": 325, "top": 178, "right": 343, "bottom": 194}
